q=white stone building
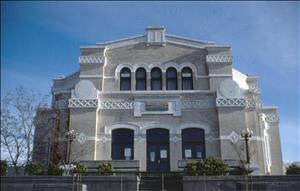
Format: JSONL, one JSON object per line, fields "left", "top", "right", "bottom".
{"left": 33, "top": 26, "right": 283, "bottom": 175}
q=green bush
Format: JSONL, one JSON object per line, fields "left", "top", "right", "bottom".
{"left": 47, "top": 163, "right": 62, "bottom": 176}
{"left": 184, "top": 157, "right": 228, "bottom": 176}
{"left": 185, "top": 161, "right": 199, "bottom": 176}
{"left": 73, "top": 163, "right": 87, "bottom": 175}
{"left": 286, "top": 163, "right": 300, "bottom": 175}
{"left": 97, "top": 162, "right": 114, "bottom": 176}
{"left": 25, "top": 161, "right": 44, "bottom": 175}
{"left": 1, "top": 160, "right": 8, "bottom": 176}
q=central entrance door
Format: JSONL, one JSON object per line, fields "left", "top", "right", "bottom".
{"left": 146, "top": 128, "right": 170, "bottom": 172}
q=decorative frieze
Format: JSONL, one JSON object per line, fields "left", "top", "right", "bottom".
{"left": 216, "top": 98, "right": 260, "bottom": 108}
{"left": 220, "top": 131, "right": 262, "bottom": 143}
{"left": 216, "top": 98, "right": 246, "bottom": 107}
{"left": 206, "top": 55, "right": 232, "bottom": 64}
{"left": 99, "top": 101, "right": 134, "bottom": 109}
{"left": 220, "top": 131, "right": 240, "bottom": 143}
{"left": 69, "top": 99, "right": 98, "bottom": 108}
{"left": 78, "top": 56, "right": 105, "bottom": 64}
{"left": 246, "top": 99, "right": 261, "bottom": 109}
{"left": 181, "top": 100, "right": 216, "bottom": 109}
{"left": 68, "top": 98, "right": 259, "bottom": 109}
{"left": 265, "top": 114, "right": 279, "bottom": 123}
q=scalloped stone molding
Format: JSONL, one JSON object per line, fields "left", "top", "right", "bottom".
{"left": 78, "top": 56, "right": 105, "bottom": 64}
{"left": 206, "top": 55, "right": 232, "bottom": 64}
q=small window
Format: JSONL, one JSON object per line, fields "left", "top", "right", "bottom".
{"left": 120, "top": 68, "right": 131, "bottom": 90}
{"left": 112, "top": 129, "right": 134, "bottom": 160}
{"left": 136, "top": 68, "right": 147, "bottom": 90}
{"left": 151, "top": 68, "right": 162, "bottom": 90}
{"left": 166, "top": 67, "right": 178, "bottom": 90}
{"left": 182, "top": 67, "right": 193, "bottom": 90}
{"left": 182, "top": 128, "right": 205, "bottom": 159}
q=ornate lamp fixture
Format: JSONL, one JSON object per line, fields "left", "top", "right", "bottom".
{"left": 65, "top": 129, "right": 77, "bottom": 164}
{"left": 241, "top": 128, "right": 253, "bottom": 164}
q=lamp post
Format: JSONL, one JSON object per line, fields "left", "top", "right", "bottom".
{"left": 241, "top": 128, "right": 253, "bottom": 164}
{"left": 65, "top": 129, "right": 77, "bottom": 164}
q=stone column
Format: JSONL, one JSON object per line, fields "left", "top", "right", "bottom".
{"left": 134, "top": 134, "right": 147, "bottom": 171}
{"left": 170, "top": 134, "right": 182, "bottom": 171}
{"left": 177, "top": 72, "right": 182, "bottom": 90}
{"left": 162, "top": 72, "right": 166, "bottom": 90}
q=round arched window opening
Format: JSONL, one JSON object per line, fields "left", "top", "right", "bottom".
{"left": 182, "top": 67, "right": 193, "bottom": 90}
{"left": 166, "top": 67, "right": 178, "bottom": 90}
{"left": 136, "top": 68, "right": 147, "bottom": 90}
{"left": 111, "top": 129, "right": 134, "bottom": 160}
{"left": 182, "top": 128, "right": 205, "bottom": 159}
{"left": 120, "top": 68, "right": 131, "bottom": 91}
{"left": 151, "top": 68, "right": 162, "bottom": 90}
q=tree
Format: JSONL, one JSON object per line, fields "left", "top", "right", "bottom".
{"left": 0, "top": 86, "right": 48, "bottom": 175}
{"left": 286, "top": 163, "right": 300, "bottom": 175}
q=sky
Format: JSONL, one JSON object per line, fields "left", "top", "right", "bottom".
{"left": 1, "top": 1, "right": 299, "bottom": 162}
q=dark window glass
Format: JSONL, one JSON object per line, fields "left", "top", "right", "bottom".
{"left": 112, "top": 129, "right": 134, "bottom": 160}
{"left": 136, "top": 68, "right": 147, "bottom": 90}
{"left": 166, "top": 67, "right": 178, "bottom": 90}
{"left": 182, "top": 128, "right": 205, "bottom": 159}
{"left": 182, "top": 67, "right": 193, "bottom": 90}
{"left": 120, "top": 68, "right": 131, "bottom": 91}
{"left": 151, "top": 68, "right": 162, "bottom": 90}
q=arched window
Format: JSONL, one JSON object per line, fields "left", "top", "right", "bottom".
{"left": 151, "top": 68, "right": 162, "bottom": 90}
{"left": 120, "top": 68, "right": 131, "bottom": 91}
{"left": 136, "top": 68, "right": 147, "bottom": 90}
{"left": 111, "top": 129, "right": 134, "bottom": 160}
{"left": 166, "top": 67, "right": 178, "bottom": 90}
{"left": 182, "top": 67, "right": 193, "bottom": 90}
{"left": 182, "top": 128, "right": 205, "bottom": 159}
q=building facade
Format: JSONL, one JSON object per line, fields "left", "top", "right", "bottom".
{"left": 33, "top": 26, "right": 283, "bottom": 175}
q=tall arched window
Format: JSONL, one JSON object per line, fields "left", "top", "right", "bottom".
{"left": 151, "top": 68, "right": 162, "bottom": 90}
{"left": 112, "top": 129, "right": 134, "bottom": 160}
{"left": 136, "top": 68, "right": 147, "bottom": 90}
{"left": 182, "top": 128, "right": 205, "bottom": 159}
{"left": 120, "top": 68, "right": 131, "bottom": 91}
{"left": 166, "top": 67, "right": 178, "bottom": 90}
{"left": 182, "top": 67, "right": 193, "bottom": 90}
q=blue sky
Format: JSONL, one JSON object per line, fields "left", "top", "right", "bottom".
{"left": 1, "top": 1, "right": 299, "bottom": 162}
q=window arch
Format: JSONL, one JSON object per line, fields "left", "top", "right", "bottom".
{"left": 120, "top": 68, "right": 131, "bottom": 91}
{"left": 166, "top": 67, "right": 178, "bottom": 90}
{"left": 111, "top": 129, "right": 134, "bottom": 160}
{"left": 136, "top": 68, "right": 147, "bottom": 90}
{"left": 151, "top": 67, "right": 162, "bottom": 90}
{"left": 182, "top": 128, "right": 205, "bottom": 159}
{"left": 182, "top": 67, "right": 193, "bottom": 90}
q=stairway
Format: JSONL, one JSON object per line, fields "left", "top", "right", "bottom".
{"left": 139, "top": 173, "right": 163, "bottom": 191}
{"left": 139, "top": 172, "right": 182, "bottom": 191}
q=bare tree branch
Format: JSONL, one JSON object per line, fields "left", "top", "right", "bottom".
{"left": 1, "top": 86, "right": 49, "bottom": 175}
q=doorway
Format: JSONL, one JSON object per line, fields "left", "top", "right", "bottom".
{"left": 146, "top": 128, "right": 170, "bottom": 172}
